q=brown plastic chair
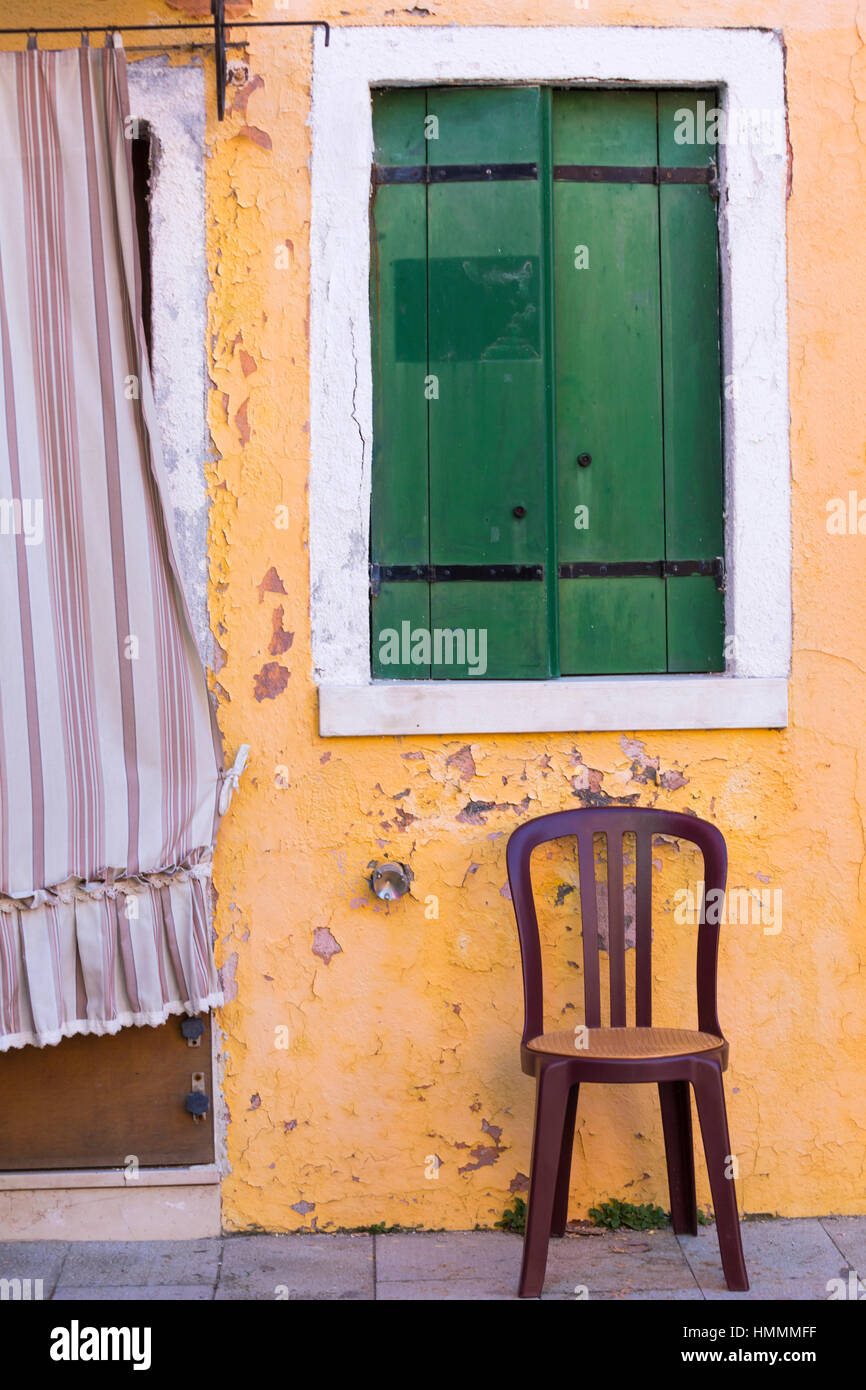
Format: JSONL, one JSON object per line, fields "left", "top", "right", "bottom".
{"left": 506, "top": 806, "right": 749, "bottom": 1297}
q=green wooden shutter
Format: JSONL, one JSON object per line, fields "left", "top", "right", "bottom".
{"left": 370, "top": 86, "right": 725, "bottom": 681}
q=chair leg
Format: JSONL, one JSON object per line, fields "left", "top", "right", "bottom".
{"left": 692, "top": 1064, "right": 749, "bottom": 1292}
{"left": 551, "top": 1084, "right": 579, "bottom": 1238}
{"left": 519, "top": 1065, "right": 572, "bottom": 1298}
{"left": 658, "top": 1080, "right": 698, "bottom": 1236}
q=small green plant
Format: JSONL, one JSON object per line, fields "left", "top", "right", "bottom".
{"left": 588, "top": 1198, "right": 671, "bottom": 1231}
{"left": 496, "top": 1196, "right": 527, "bottom": 1234}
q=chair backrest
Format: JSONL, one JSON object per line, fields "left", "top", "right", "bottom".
{"left": 505, "top": 806, "right": 728, "bottom": 1042}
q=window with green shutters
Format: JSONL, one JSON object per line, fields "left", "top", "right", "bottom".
{"left": 369, "top": 86, "right": 724, "bottom": 681}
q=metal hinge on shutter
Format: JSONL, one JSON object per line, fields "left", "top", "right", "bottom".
{"left": 553, "top": 164, "right": 719, "bottom": 199}
{"left": 370, "top": 563, "right": 544, "bottom": 598}
{"left": 557, "top": 558, "right": 725, "bottom": 591}
{"left": 373, "top": 163, "right": 539, "bottom": 185}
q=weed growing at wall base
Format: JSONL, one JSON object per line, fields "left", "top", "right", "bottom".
{"left": 496, "top": 1197, "right": 527, "bottom": 1234}
{"left": 589, "top": 1198, "right": 671, "bottom": 1231}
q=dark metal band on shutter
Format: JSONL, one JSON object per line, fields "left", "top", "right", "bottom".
{"left": 373, "top": 163, "right": 538, "bottom": 185}
{"left": 553, "top": 164, "right": 717, "bottom": 186}
{"left": 370, "top": 562, "right": 544, "bottom": 595}
{"left": 558, "top": 558, "right": 725, "bottom": 591}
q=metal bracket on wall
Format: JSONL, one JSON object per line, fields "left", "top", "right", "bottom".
{"left": 208, "top": 2, "right": 330, "bottom": 119}
{"left": 0, "top": 11, "right": 330, "bottom": 122}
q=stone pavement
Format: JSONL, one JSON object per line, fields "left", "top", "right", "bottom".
{"left": 1, "top": 1217, "right": 863, "bottom": 1300}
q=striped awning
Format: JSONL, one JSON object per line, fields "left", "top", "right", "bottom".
{"left": 0, "top": 39, "right": 226, "bottom": 1048}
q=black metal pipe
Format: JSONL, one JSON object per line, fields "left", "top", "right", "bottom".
{"left": 0, "top": 16, "right": 329, "bottom": 121}
{"left": 0, "top": 22, "right": 329, "bottom": 43}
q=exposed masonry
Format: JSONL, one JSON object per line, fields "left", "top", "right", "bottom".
{"left": 126, "top": 56, "right": 211, "bottom": 663}
{"left": 309, "top": 26, "right": 792, "bottom": 734}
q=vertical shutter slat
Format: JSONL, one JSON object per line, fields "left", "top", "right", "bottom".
{"left": 552, "top": 91, "right": 667, "bottom": 675}
{"left": 370, "top": 90, "right": 431, "bottom": 678}
{"left": 658, "top": 90, "right": 725, "bottom": 673}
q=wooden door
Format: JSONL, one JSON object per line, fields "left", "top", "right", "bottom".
{"left": 0, "top": 1013, "right": 214, "bottom": 1170}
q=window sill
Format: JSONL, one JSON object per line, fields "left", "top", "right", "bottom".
{"left": 318, "top": 676, "right": 788, "bottom": 737}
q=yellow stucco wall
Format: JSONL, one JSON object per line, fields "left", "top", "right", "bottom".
{"left": 8, "top": 0, "right": 866, "bottom": 1229}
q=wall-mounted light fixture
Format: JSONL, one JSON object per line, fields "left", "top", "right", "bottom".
{"left": 369, "top": 861, "right": 412, "bottom": 901}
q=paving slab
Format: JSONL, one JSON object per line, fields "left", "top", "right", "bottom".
{"left": 374, "top": 1231, "right": 522, "bottom": 1296}
{"left": 678, "top": 1219, "right": 848, "bottom": 1299}
{"left": 701, "top": 1282, "right": 841, "bottom": 1303}
{"left": 820, "top": 1217, "right": 866, "bottom": 1282}
{"left": 216, "top": 1233, "right": 373, "bottom": 1300}
{"left": 377, "top": 1279, "right": 521, "bottom": 1300}
{"left": 543, "top": 1286, "right": 705, "bottom": 1301}
{"left": 0, "top": 1222, "right": 859, "bottom": 1301}
{"left": 58, "top": 1239, "right": 220, "bottom": 1288}
{"left": 52, "top": 1285, "right": 214, "bottom": 1301}
{"left": 0, "top": 1240, "right": 69, "bottom": 1297}
{"left": 542, "top": 1228, "right": 699, "bottom": 1297}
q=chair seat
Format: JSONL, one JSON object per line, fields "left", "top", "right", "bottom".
{"left": 526, "top": 1026, "right": 724, "bottom": 1059}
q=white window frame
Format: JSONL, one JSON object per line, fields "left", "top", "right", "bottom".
{"left": 310, "top": 26, "right": 790, "bottom": 736}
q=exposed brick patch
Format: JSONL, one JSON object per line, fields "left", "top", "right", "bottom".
{"left": 268, "top": 606, "right": 294, "bottom": 656}
{"left": 312, "top": 927, "right": 342, "bottom": 964}
{"left": 254, "top": 661, "right": 289, "bottom": 701}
